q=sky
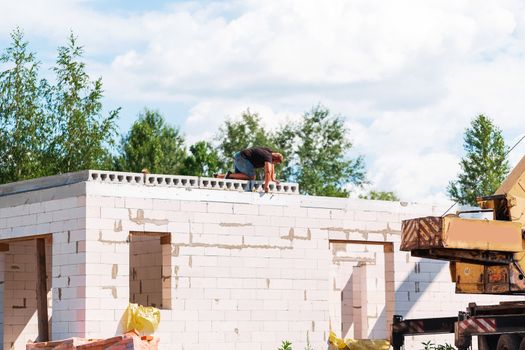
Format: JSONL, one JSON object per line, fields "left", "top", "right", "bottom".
{"left": 1, "top": 0, "right": 525, "bottom": 203}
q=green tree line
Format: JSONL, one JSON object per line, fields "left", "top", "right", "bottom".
{"left": 1, "top": 29, "right": 379, "bottom": 198}
{"left": 2, "top": 29, "right": 516, "bottom": 202}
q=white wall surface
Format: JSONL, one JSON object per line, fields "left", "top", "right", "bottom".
{"left": 0, "top": 172, "right": 523, "bottom": 350}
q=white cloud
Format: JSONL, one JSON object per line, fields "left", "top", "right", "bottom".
{"left": 2, "top": 0, "right": 525, "bottom": 203}
{"left": 184, "top": 99, "right": 301, "bottom": 145}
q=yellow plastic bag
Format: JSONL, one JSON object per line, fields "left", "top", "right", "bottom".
{"left": 124, "top": 303, "right": 160, "bottom": 333}
{"left": 329, "top": 331, "right": 390, "bottom": 350}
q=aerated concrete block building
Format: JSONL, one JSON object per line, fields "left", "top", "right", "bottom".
{"left": 0, "top": 171, "right": 520, "bottom": 350}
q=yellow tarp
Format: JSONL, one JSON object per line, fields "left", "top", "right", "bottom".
{"left": 124, "top": 303, "right": 160, "bottom": 333}
{"left": 329, "top": 331, "right": 390, "bottom": 350}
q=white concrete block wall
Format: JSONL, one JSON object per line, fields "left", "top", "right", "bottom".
{"left": 0, "top": 182, "right": 86, "bottom": 349}
{"left": 1, "top": 172, "right": 524, "bottom": 350}
{"left": 82, "top": 181, "right": 525, "bottom": 350}
{"left": 83, "top": 183, "right": 333, "bottom": 350}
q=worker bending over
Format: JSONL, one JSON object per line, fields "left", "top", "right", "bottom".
{"left": 215, "top": 147, "right": 283, "bottom": 192}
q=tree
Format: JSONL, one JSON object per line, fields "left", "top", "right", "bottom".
{"left": 214, "top": 105, "right": 366, "bottom": 196}
{"left": 117, "top": 108, "right": 186, "bottom": 174}
{"left": 359, "top": 190, "right": 399, "bottom": 201}
{"left": 271, "top": 121, "right": 296, "bottom": 181}
{"left": 180, "top": 141, "right": 221, "bottom": 177}
{"left": 46, "top": 33, "right": 119, "bottom": 173}
{"left": 293, "top": 105, "right": 366, "bottom": 197}
{"left": 0, "top": 28, "right": 50, "bottom": 183}
{"left": 217, "top": 110, "right": 276, "bottom": 173}
{"left": 448, "top": 114, "right": 509, "bottom": 206}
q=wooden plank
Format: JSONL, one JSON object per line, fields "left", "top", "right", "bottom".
{"left": 0, "top": 233, "right": 50, "bottom": 244}
{"left": 160, "top": 234, "right": 171, "bottom": 245}
{"left": 36, "top": 238, "right": 49, "bottom": 342}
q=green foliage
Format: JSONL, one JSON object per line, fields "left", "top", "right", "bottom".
{"left": 180, "top": 141, "right": 222, "bottom": 177}
{"left": 46, "top": 33, "right": 119, "bottom": 173}
{"left": 215, "top": 105, "right": 367, "bottom": 196}
{"left": 1, "top": 28, "right": 369, "bottom": 199}
{"left": 359, "top": 190, "right": 399, "bottom": 201}
{"left": 0, "top": 29, "right": 118, "bottom": 184}
{"left": 217, "top": 110, "right": 276, "bottom": 170}
{"left": 271, "top": 121, "right": 296, "bottom": 181}
{"left": 447, "top": 114, "right": 509, "bottom": 206}
{"left": 218, "top": 110, "right": 274, "bottom": 157}
{"left": 117, "top": 108, "right": 186, "bottom": 174}
{"left": 278, "top": 340, "right": 292, "bottom": 350}
{"left": 217, "top": 110, "right": 280, "bottom": 179}
{"left": 0, "top": 28, "right": 50, "bottom": 183}
{"left": 292, "top": 105, "right": 366, "bottom": 197}
{"left": 422, "top": 341, "right": 456, "bottom": 350}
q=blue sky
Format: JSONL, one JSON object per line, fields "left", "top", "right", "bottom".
{"left": 2, "top": 0, "right": 525, "bottom": 202}
{"left": 86, "top": 0, "right": 176, "bottom": 13}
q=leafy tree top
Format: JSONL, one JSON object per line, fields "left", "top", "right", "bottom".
{"left": 0, "top": 28, "right": 50, "bottom": 183}
{"left": 47, "top": 32, "right": 119, "bottom": 173}
{"left": 292, "top": 105, "right": 366, "bottom": 197}
{"left": 217, "top": 110, "right": 276, "bottom": 168}
{"left": 180, "top": 141, "right": 221, "bottom": 177}
{"left": 117, "top": 108, "right": 186, "bottom": 174}
{"left": 359, "top": 190, "right": 399, "bottom": 201}
{"left": 448, "top": 114, "right": 509, "bottom": 206}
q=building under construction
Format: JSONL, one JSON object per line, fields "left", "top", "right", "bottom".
{"left": 0, "top": 170, "right": 519, "bottom": 349}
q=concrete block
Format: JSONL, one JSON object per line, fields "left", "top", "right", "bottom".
{"left": 87, "top": 195, "right": 116, "bottom": 208}
{"left": 206, "top": 202, "right": 235, "bottom": 214}
{"left": 258, "top": 205, "right": 284, "bottom": 217}
{"left": 100, "top": 207, "right": 129, "bottom": 219}
{"left": 186, "top": 320, "right": 212, "bottom": 332}
{"left": 200, "top": 177, "right": 250, "bottom": 192}
{"left": 125, "top": 197, "right": 153, "bottom": 210}
{"left": 146, "top": 174, "right": 199, "bottom": 189}
{"left": 217, "top": 278, "right": 243, "bottom": 289}
{"left": 307, "top": 208, "right": 332, "bottom": 219}
{"left": 181, "top": 201, "right": 209, "bottom": 212}
{"left": 233, "top": 203, "right": 259, "bottom": 215}
{"left": 88, "top": 170, "right": 142, "bottom": 185}
{"left": 34, "top": 211, "right": 54, "bottom": 224}
{"left": 270, "top": 216, "right": 295, "bottom": 227}
{"left": 250, "top": 181, "right": 299, "bottom": 195}
{"left": 204, "top": 289, "right": 231, "bottom": 300}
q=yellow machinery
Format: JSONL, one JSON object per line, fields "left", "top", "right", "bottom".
{"left": 401, "top": 155, "right": 525, "bottom": 294}
{"left": 392, "top": 155, "right": 525, "bottom": 350}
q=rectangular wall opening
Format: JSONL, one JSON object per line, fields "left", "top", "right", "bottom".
{"left": 129, "top": 232, "right": 171, "bottom": 309}
{"left": 1, "top": 235, "right": 52, "bottom": 350}
{"left": 329, "top": 240, "right": 394, "bottom": 340}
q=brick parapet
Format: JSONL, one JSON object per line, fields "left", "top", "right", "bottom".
{"left": 0, "top": 170, "right": 300, "bottom": 197}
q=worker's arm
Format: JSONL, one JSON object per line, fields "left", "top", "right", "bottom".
{"left": 264, "top": 161, "right": 274, "bottom": 192}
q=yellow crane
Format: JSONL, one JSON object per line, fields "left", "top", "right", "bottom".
{"left": 392, "top": 155, "right": 525, "bottom": 350}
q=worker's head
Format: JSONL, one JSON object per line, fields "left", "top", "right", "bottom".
{"left": 272, "top": 152, "right": 284, "bottom": 164}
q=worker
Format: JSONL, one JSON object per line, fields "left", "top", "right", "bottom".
{"left": 214, "top": 147, "right": 284, "bottom": 192}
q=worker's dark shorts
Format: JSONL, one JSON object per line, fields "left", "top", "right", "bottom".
{"left": 233, "top": 152, "right": 255, "bottom": 178}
